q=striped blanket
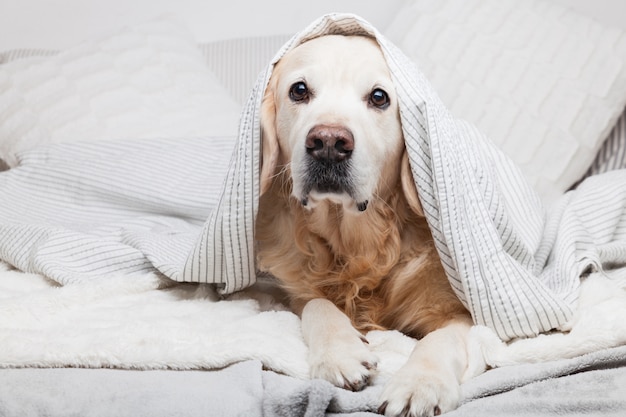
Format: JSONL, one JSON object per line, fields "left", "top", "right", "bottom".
{"left": 1, "top": 14, "right": 625, "bottom": 342}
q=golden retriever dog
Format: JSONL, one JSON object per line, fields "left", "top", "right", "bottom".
{"left": 256, "top": 35, "right": 477, "bottom": 417}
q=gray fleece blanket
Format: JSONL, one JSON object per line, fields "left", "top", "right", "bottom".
{"left": 2, "top": 345, "right": 625, "bottom": 417}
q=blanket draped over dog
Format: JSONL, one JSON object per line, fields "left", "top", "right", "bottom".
{"left": 0, "top": 14, "right": 625, "bottom": 341}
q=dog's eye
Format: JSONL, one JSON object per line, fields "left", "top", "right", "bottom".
{"left": 289, "top": 82, "right": 310, "bottom": 103}
{"left": 369, "top": 88, "right": 390, "bottom": 109}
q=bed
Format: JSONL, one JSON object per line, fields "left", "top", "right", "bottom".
{"left": 1, "top": 1, "right": 626, "bottom": 416}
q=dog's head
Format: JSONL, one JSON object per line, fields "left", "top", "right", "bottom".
{"left": 261, "top": 35, "right": 420, "bottom": 215}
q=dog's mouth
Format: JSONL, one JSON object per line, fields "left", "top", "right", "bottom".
{"left": 299, "top": 159, "right": 369, "bottom": 212}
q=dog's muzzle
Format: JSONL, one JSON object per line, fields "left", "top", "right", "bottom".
{"left": 300, "top": 124, "right": 368, "bottom": 212}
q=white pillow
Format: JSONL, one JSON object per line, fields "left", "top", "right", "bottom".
{"left": 0, "top": 17, "right": 241, "bottom": 168}
{"left": 385, "top": 0, "right": 626, "bottom": 205}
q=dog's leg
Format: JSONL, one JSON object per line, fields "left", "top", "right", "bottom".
{"left": 301, "top": 298, "right": 379, "bottom": 391}
{"left": 379, "top": 317, "right": 476, "bottom": 417}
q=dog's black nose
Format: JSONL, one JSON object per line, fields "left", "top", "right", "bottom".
{"left": 305, "top": 125, "right": 354, "bottom": 162}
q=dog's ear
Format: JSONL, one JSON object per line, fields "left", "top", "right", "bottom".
{"left": 400, "top": 151, "right": 424, "bottom": 217}
{"left": 260, "top": 77, "right": 280, "bottom": 196}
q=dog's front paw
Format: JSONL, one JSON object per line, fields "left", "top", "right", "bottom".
{"left": 309, "top": 329, "right": 378, "bottom": 391}
{"left": 378, "top": 367, "right": 460, "bottom": 417}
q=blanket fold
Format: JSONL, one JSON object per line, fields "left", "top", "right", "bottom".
{"left": 0, "top": 14, "right": 625, "bottom": 342}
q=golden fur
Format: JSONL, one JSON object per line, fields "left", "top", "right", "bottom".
{"left": 256, "top": 158, "right": 468, "bottom": 339}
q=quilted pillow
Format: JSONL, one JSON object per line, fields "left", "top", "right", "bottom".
{"left": 385, "top": 0, "right": 626, "bottom": 205}
{"left": 0, "top": 17, "right": 241, "bottom": 168}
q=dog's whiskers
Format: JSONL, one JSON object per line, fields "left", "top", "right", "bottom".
{"left": 370, "top": 191, "right": 396, "bottom": 216}
{"left": 272, "top": 164, "right": 292, "bottom": 195}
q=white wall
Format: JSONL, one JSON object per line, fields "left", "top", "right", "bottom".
{"left": 1, "top": 0, "right": 625, "bottom": 51}
{"left": 0, "top": 0, "right": 407, "bottom": 50}
{"left": 551, "top": 0, "right": 626, "bottom": 30}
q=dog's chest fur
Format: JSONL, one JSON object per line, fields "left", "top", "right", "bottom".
{"left": 256, "top": 178, "right": 467, "bottom": 339}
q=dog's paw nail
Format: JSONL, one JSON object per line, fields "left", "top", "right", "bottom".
{"left": 377, "top": 401, "right": 388, "bottom": 415}
{"left": 434, "top": 405, "right": 441, "bottom": 416}
{"left": 362, "top": 360, "right": 377, "bottom": 370}
{"left": 344, "top": 370, "right": 372, "bottom": 392}
{"left": 344, "top": 378, "right": 364, "bottom": 391}
{"left": 360, "top": 336, "right": 369, "bottom": 344}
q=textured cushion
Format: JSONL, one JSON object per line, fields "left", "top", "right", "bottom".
{"left": 199, "top": 35, "right": 291, "bottom": 105}
{"left": 579, "top": 108, "right": 626, "bottom": 180}
{"left": 385, "top": 0, "right": 626, "bottom": 204}
{"left": 0, "top": 17, "right": 241, "bottom": 168}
